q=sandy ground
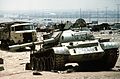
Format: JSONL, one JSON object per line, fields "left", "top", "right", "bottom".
{"left": 0, "top": 31, "right": 120, "bottom": 79}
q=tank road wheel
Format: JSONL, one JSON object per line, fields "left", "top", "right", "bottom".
{"left": 39, "top": 54, "right": 55, "bottom": 71}
{"left": 43, "top": 57, "right": 46, "bottom": 70}
{"left": 45, "top": 57, "right": 51, "bottom": 71}
{"left": 45, "top": 56, "right": 55, "bottom": 71}
{"left": 36, "top": 58, "right": 40, "bottom": 71}
{"left": 32, "top": 57, "right": 45, "bottom": 71}
{"left": 50, "top": 57, "right": 55, "bottom": 70}
{"left": 30, "top": 52, "right": 66, "bottom": 71}
{"left": 39, "top": 58, "right": 44, "bottom": 71}
{"left": 36, "top": 57, "right": 45, "bottom": 71}
{"left": 42, "top": 54, "right": 55, "bottom": 71}
{"left": 30, "top": 55, "right": 54, "bottom": 71}
{"left": 31, "top": 57, "right": 37, "bottom": 70}
{"left": 41, "top": 53, "right": 55, "bottom": 71}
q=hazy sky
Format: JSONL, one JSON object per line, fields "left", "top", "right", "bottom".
{"left": 0, "top": 0, "right": 119, "bottom": 11}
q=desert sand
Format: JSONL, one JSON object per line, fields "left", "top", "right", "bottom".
{"left": 0, "top": 31, "right": 120, "bottom": 79}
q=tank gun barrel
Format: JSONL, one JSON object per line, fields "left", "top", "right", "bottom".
{"left": 9, "top": 31, "right": 63, "bottom": 51}
{"left": 9, "top": 38, "right": 54, "bottom": 50}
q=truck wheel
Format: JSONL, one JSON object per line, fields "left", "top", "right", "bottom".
{"left": 1, "top": 40, "right": 9, "bottom": 50}
{"left": 9, "top": 40, "right": 15, "bottom": 45}
{"left": 25, "top": 63, "right": 32, "bottom": 70}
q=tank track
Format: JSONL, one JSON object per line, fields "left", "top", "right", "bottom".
{"left": 54, "top": 55, "right": 65, "bottom": 70}
{"left": 31, "top": 56, "right": 54, "bottom": 71}
{"left": 27, "top": 48, "right": 119, "bottom": 71}
{"left": 29, "top": 52, "right": 65, "bottom": 71}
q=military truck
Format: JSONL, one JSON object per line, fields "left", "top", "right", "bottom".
{"left": 0, "top": 21, "right": 37, "bottom": 50}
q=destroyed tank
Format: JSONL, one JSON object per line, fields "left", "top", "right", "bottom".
{"left": 27, "top": 29, "right": 119, "bottom": 71}
{"left": 10, "top": 19, "right": 119, "bottom": 71}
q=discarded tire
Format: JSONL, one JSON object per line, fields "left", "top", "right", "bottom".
{"left": 0, "top": 58, "right": 3, "bottom": 64}
{"left": 33, "top": 71, "right": 42, "bottom": 75}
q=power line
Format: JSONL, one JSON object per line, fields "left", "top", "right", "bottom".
{"left": 97, "top": 8, "right": 99, "bottom": 22}
{"left": 79, "top": 8, "right": 81, "bottom": 18}
{"left": 116, "top": 4, "right": 120, "bottom": 23}
{"left": 105, "top": 7, "right": 108, "bottom": 23}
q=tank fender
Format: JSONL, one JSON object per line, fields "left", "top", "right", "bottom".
{"left": 52, "top": 47, "right": 70, "bottom": 55}
{"left": 100, "top": 42, "right": 119, "bottom": 50}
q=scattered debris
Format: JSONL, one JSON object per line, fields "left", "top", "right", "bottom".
{"left": 116, "top": 66, "right": 120, "bottom": 68}
{"left": 51, "top": 70, "right": 58, "bottom": 73}
{"left": 118, "top": 69, "right": 120, "bottom": 71}
{"left": 0, "top": 58, "right": 3, "bottom": 64}
{"left": 57, "top": 69, "right": 74, "bottom": 74}
{"left": 66, "top": 69, "right": 74, "bottom": 73}
{"left": 0, "top": 66, "right": 4, "bottom": 71}
{"left": 25, "top": 63, "right": 32, "bottom": 70}
{"left": 20, "top": 63, "right": 26, "bottom": 65}
{"left": 19, "top": 58, "right": 23, "bottom": 60}
{"left": 33, "top": 71, "right": 42, "bottom": 75}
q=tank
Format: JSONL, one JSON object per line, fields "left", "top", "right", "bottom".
{"left": 24, "top": 19, "right": 119, "bottom": 71}
{"left": 26, "top": 30, "right": 119, "bottom": 71}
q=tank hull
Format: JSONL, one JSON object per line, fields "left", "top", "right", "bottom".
{"left": 27, "top": 48, "right": 119, "bottom": 71}
{"left": 68, "top": 48, "right": 119, "bottom": 70}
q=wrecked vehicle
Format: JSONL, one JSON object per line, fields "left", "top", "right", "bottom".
{"left": 24, "top": 19, "right": 119, "bottom": 71}
{"left": 0, "top": 21, "right": 37, "bottom": 50}
{"left": 26, "top": 30, "right": 119, "bottom": 71}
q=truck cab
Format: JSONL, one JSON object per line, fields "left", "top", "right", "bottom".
{"left": 10, "top": 23, "right": 37, "bottom": 44}
{"left": 0, "top": 22, "right": 37, "bottom": 50}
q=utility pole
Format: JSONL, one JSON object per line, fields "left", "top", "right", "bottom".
{"left": 79, "top": 8, "right": 81, "bottom": 18}
{"left": 97, "top": 8, "right": 99, "bottom": 22}
{"left": 105, "top": 7, "right": 108, "bottom": 23}
{"left": 116, "top": 4, "right": 120, "bottom": 23}
{"left": 89, "top": 11, "right": 91, "bottom": 23}
{"left": 114, "top": 9, "right": 116, "bottom": 23}
{"left": 42, "top": 9, "right": 44, "bottom": 18}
